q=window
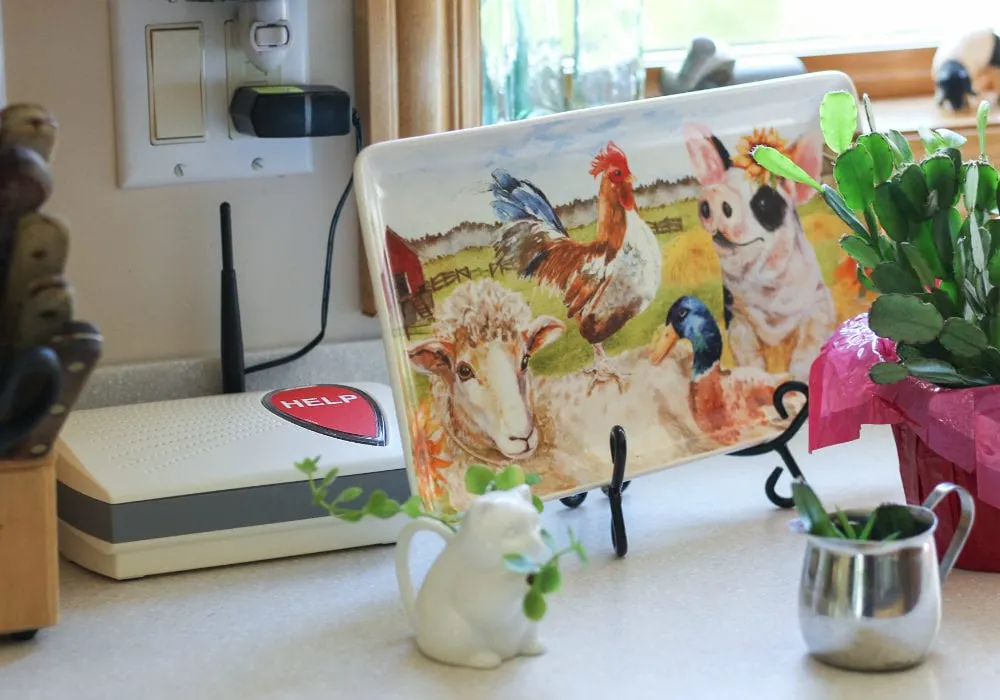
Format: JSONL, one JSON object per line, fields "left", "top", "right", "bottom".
{"left": 481, "top": 0, "right": 996, "bottom": 112}
{"left": 639, "top": 1, "right": 993, "bottom": 56}
{"left": 639, "top": 1, "right": 997, "bottom": 105}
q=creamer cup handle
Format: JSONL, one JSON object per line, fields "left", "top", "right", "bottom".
{"left": 921, "top": 482, "right": 976, "bottom": 583}
{"left": 394, "top": 517, "right": 456, "bottom": 631}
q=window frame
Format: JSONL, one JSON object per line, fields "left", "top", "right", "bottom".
{"left": 643, "top": 46, "right": 937, "bottom": 102}
{"left": 354, "top": 0, "right": 481, "bottom": 315}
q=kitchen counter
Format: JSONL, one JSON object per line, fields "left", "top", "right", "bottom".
{"left": 2, "top": 425, "right": 998, "bottom": 699}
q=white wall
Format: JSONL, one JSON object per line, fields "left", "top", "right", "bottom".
{"left": 1, "top": 0, "right": 381, "bottom": 366}
{"left": 0, "top": 2, "right": 7, "bottom": 106}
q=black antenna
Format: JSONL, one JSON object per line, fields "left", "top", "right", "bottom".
{"left": 219, "top": 202, "right": 246, "bottom": 393}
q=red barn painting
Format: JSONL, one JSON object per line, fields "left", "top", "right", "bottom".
{"left": 385, "top": 227, "right": 434, "bottom": 335}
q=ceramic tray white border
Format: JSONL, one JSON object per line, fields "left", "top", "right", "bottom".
{"left": 355, "top": 71, "right": 863, "bottom": 514}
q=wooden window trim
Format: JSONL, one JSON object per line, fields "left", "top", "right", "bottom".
{"left": 645, "top": 45, "right": 941, "bottom": 102}
{"left": 354, "top": 0, "right": 481, "bottom": 316}
{"left": 353, "top": 4, "right": 996, "bottom": 315}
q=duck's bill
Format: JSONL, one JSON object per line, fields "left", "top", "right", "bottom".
{"left": 650, "top": 325, "right": 679, "bottom": 365}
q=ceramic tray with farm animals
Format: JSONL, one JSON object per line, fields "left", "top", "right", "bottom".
{"left": 356, "top": 70, "right": 871, "bottom": 515}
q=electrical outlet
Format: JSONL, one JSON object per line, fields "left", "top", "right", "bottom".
{"left": 109, "top": 0, "right": 312, "bottom": 189}
{"left": 224, "top": 19, "right": 286, "bottom": 140}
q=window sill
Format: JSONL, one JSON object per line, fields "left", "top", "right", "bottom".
{"left": 870, "top": 93, "right": 1000, "bottom": 162}
{"left": 870, "top": 94, "right": 1000, "bottom": 134}
{"left": 644, "top": 46, "right": 938, "bottom": 102}
{"left": 642, "top": 64, "right": 1000, "bottom": 159}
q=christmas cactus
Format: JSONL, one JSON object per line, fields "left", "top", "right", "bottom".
{"left": 753, "top": 91, "right": 1000, "bottom": 388}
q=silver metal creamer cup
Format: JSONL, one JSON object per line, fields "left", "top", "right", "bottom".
{"left": 797, "top": 482, "right": 975, "bottom": 672}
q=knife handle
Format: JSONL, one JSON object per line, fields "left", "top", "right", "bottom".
{"left": 4, "top": 213, "right": 69, "bottom": 295}
{"left": 1, "top": 214, "right": 68, "bottom": 342}
{"left": 5, "top": 321, "right": 102, "bottom": 460}
{"left": 0, "top": 345, "right": 61, "bottom": 456}
{"left": 16, "top": 275, "right": 73, "bottom": 349}
{"left": 0, "top": 146, "right": 52, "bottom": 212}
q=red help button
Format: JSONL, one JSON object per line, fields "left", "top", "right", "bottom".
{"left": 262, "top": 385, "right": 387, "bottom": 446}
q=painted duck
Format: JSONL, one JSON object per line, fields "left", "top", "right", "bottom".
{"left": 649, "top": 295, "right": 790, "bottom": 445}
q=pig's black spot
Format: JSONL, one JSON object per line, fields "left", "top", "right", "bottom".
{"left": 723, "top": 286, "right": 734, "bottom": 329}
{"left": 750, "top": 185, "right": 788, "bottom": 232}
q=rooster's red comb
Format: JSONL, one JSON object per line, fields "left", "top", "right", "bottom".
{"left": 589, "top": 141, "right": 630, "bottom": 178}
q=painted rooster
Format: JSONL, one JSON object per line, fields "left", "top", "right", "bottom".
{"left": 490, "top": 142, "right": 662, "bottom": 392}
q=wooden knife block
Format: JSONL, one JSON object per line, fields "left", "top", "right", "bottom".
{"left": 0, "top": 451, "right": 59, "bottom": 639}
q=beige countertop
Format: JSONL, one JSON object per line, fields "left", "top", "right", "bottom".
{"left": 2, "top": 425, "right": 998, "bottom": 699}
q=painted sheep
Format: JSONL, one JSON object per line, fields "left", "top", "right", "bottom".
{"left": 407, "top": 277, "right": 565, "bottom": 462}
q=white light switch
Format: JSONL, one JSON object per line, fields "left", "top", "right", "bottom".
{"left": 147, "top": 24, "right": 206, "bottom": 144}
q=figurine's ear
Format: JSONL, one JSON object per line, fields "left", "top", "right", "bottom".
{"left": 465, "top": 495, "right": 492, "bottom": 523}
{"left": 512, "top": 483, "right": 532, "bottom": 504}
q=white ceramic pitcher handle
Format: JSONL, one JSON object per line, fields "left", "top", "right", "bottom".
{"left": 921, "top": 482, "right": 976, "bottom": 583}
{"left": 394, "top": 516, "right": 455, "bottom": 631}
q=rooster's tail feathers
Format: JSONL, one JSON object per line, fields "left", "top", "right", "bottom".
{"left": 489, "top": 169, "right": 567, "bottom": 235}
{"left": 494, "top": 220, "right": 563, "bottom": 285}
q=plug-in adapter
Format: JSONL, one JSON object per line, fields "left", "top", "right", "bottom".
{"left": 229, "top": 85, "right": 352, "bottom": 139}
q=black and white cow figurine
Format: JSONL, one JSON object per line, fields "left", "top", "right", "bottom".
{"left": 932, "top": 28, "right": 1000, "bottom": 111}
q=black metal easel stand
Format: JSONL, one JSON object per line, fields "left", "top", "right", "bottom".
{"left": 559, "top": 380, "right": 809, "bottom": 558}
{"left": 729, "top": 380, "right": 809, "bottom": 509}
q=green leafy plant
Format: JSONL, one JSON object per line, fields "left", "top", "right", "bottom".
{"left": 296, "top": 456, "right": 442, "bottom": 523}
{"left": 753, "top": 91, "right": 1000, "bottom": 389}
{"left": 463, "top": 463, "right": 546, "bottom": 512}
{"left": 295, "top": 458, "right": 587, "bottom": 621}
{"left": 791, "top": 478, "right": 927, "bottom": 541}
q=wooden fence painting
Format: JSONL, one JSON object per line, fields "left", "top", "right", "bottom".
{"left": 427, "top": 266, "right": 473, "bottom": 293}
{"left": 488, "top": 259, "right": 514, "bottom": 277}
{"left": 651, "top": 216, "right": 683, "bottom": 235}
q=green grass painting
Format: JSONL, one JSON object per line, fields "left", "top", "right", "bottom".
{"left": 403, "top": 194, "right": 865, "bottom": 402}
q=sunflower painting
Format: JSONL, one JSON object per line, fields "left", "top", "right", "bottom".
{"left": 732, "top": 127, "right": 791, "bottom": 186}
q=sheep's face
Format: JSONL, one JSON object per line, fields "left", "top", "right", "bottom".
{"left": 408, "top": 314, "right": 565, "bottom": 459}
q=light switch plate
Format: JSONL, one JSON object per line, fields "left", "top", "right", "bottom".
{"left": 109, "top": 0, "right": 313, "bottom": 189}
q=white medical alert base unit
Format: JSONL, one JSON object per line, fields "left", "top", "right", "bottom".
{"left": 54, "top": 383, "right": 411, "bottom": 580}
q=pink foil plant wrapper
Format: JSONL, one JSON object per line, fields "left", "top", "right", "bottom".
{"left": 808, "top": 313, "right": 1000, "bottom": 510}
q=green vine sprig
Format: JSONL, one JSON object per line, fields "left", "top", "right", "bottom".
{"left": 503, "top": 528, "right": 588, "bottom": 621}
{"left": 296, "top": 456, "right": 457, "bottom": 528}
{"left": 791, "top": 478, "right": 925, "bottom": 542}
{"left": 294, "top": 458, "right": 588, "bottom": 621}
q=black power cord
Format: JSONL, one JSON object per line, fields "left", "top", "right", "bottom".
{"left": 244, "top": 108, "right": 364, "bottom": 375}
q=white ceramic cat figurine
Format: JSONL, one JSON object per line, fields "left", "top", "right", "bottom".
{"left": 395, "top": 484, "right": 552, "bottom": 669}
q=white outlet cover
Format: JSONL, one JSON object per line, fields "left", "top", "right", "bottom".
{"left": 109, "top": 0, "right": 313, "bottom": 189}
